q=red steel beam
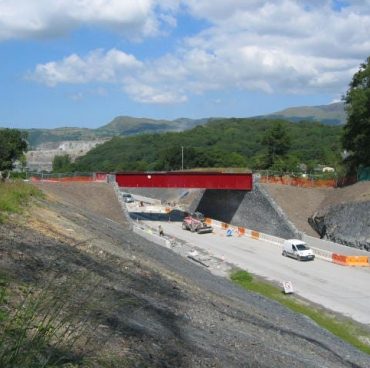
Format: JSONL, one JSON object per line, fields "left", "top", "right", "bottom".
{"left": 115, "top": 171, "right": 253, "bottom": 190}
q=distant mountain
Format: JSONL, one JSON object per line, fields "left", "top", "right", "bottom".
{"left": 261, "top": 102, "right": 346, "bottom": 125}
{"left": 23, "top": 102, "right": 346, "bottom": 148}
{"left": 95, "top": 116, "right": 208, "bottom": 136}
{"left": 25, "top": 117, "right": 209, "bottom": 148}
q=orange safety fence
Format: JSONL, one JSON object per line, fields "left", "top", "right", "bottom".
{"left": 31, "top": 176, "right": 94, "bottom": 183}
{"left": 95, "top": 172, "right": 108, "bottom": 182}
{"left": 260, "top": 176, "right": 337, "bottom": 188}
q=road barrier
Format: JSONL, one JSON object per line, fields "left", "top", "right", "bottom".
{"left": 205, "top": 216, "right": 368, "bottom": 266}
{"left": 332, "top": 254, "right": 369, "bottom": 266}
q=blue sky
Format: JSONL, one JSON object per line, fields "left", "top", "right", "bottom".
{"left": 1, "top": 0, "right": 369, "bottom": 129}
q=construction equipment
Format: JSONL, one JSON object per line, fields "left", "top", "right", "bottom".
{"left": 182, "top": 212, "right": 213, "bottom": 234}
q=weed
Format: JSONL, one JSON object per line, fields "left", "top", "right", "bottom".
{"left": 0, "top": 181, "right": 43, "bottom": 222}
{"left": 0, "top": 272, "right": 105, "bottom": 367}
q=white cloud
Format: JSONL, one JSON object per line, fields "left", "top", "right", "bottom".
{"left": 0, "top": 0, "right": 177, "bottom": 40}
{"left": 26, "top": 1, "right": 370, "bottom": 103}
{"left": 123, "top": 80, "right": 187, "bottom": 104}
{"left": 30, "top": 49, "right": 143, "bottom": 86}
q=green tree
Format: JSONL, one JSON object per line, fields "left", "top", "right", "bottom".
{"left": 262, "top": 122, "right": 291, "bottom": 168}
{"left": 342, "top": 56, "right": 370, "bottom": 172}
{"left": 52, "top": 154, "right": 73, "bottom": 173}
{"left": 0, "top": 129, "right": 28, "bottom": 178}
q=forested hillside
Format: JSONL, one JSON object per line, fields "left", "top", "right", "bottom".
{"left": 73, "top": 118, "right": 343, "bottom": 173}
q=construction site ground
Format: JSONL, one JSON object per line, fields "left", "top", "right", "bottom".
{"left": 261, "top": 182, "right": 370, "bottom": 237}
{"left": 1, "top": 182, "right": 370, "bottom": 367}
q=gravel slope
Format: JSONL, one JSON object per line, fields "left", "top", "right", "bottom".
{"left": 262, "top": 182, "right": 370, "bottom": 247}
{"left": 1, "top": 182, "right": 369, "bottom": 367}
{"left": 260, "top": 184, "right": 332, "bottom": 236}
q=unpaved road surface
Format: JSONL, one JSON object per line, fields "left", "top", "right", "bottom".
{"left": 1, "top": 182, "right": 370, "bottom": 367}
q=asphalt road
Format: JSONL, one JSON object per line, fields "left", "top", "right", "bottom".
{"left": 130, "top": 204, "right": 370, "bottom": 325}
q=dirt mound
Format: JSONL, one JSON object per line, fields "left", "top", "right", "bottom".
{"left": 319, "top": 181, "right": 370, "bottom": 209}
{"left": 2, "top": 182, "right": 369, "bottom": 366}
{"left": 261, "top": 184, "right": 332, "bottom": 236}
{"left": 35, "top": 182, "right": 129, "bottom": 226}
{"left": 261, "top": 181, "right": 370, "bottom": 242}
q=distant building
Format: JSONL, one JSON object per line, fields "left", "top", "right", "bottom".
{"left": 314, "top": 164, "right": 335, "bottom": 173}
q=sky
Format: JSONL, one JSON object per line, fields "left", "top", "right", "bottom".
{"left": 1, "top": 0, "right": 370, "bottom": 129}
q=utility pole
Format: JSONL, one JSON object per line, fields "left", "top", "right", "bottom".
{"left": 181, "top": 146, "right": 184, "bottom": 171}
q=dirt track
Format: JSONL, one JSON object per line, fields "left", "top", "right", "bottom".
{"left": 1, "top": 182, "right": 370, "bottom": 367}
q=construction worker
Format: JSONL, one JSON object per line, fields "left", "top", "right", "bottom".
{"left": 158, "top": 225, "right": 164, "bottom": 237}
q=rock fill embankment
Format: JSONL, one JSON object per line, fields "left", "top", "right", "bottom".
{"left": 195, "top": 184, "right": 298, "bottom": 239}
{"left": 309, "top": 201, "right": 370, "bottom": 250}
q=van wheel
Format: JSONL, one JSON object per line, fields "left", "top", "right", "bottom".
{"left": 282, "top": 250, "right": 287, "bottom": 257}
{"left": 297, "top": 255, "right": 301, "bottom": 261}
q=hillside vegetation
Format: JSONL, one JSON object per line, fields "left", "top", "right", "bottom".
{"left": 73, "top": 118, "right": 343, "bottom": 173}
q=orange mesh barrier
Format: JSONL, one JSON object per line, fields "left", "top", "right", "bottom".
{"left": 251, "top": 230, "right": 260, "bottom": 240}
{"left": 31, "top": 176, "right": 93, "bottom": 183}
{"left": 260, "top": 176, "right": 336, "bottom": 188}
{"left": 221, "top": 223, "right": 229, "bottom": 229}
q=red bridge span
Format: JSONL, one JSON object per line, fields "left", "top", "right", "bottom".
{"left": 115, "top": 171, "right": 253, "bottom": 190}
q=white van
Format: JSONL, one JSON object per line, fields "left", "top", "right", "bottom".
{"left": 282, "top": 239, "right": 315, "bottom": 261}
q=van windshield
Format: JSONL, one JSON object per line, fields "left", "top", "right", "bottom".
{"left": 296, "top": 244, "right": 308, "bottom": 251}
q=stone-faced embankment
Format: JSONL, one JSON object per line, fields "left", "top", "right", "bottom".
{"left": 309, "top": 201, "right": 370, "bottom": 250}
{"left": 195, "top": 184, "right": 297, "bottom": 239}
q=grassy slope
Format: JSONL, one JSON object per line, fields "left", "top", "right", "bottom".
{"left": 231, "top": 270, "right": 370, "bottom": 355}
{"left": 0, "top": 181, "right": 43, "bottom": 222}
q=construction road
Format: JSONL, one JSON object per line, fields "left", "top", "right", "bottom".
{"left": 128, "top": 204, "right": 370, "bottom": 326}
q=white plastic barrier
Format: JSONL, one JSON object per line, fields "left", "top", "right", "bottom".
{"left": 310, "top": 247, "right": 333, "bottom": 262}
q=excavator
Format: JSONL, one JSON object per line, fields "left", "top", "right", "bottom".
{"left": 182, "top": 212, "right": 213, "bottom": 234}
